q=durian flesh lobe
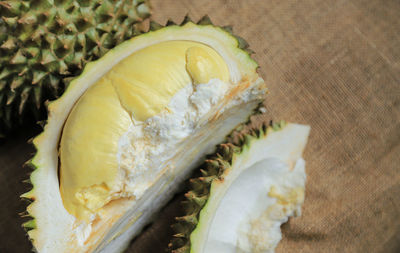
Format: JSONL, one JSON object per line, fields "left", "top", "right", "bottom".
{"left": 60, "top": 41, "right": 230, "bottom": 222}
{"left": 23, "top": 21, "right": 266, "bottom": 253}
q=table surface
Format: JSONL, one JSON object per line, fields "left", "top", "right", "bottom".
{"left": 0, "top": 0, "right": 399, "bottom": 252}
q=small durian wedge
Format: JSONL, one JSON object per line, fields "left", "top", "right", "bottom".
{"left": 21, "top": 17, "right": 267, "bottom": 253}
{"left": 170, "top": 121, "right": 310, "bottom": 253}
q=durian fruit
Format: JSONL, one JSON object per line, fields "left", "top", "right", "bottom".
{"left": 21, "top": 17, "right": 268, "bottom": 253}
{"left": 169, "top": 121, "right": 310, "bottom": 253}
{"left": 0, "top": 0, "right": 151, "bottom": 136}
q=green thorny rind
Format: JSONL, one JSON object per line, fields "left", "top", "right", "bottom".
{"left": 20, "top": 154, "right": 37, "bottom": 248}
{"left": 0, "top": 0, "right": 151, "bottom": 137}
{"left": 168, "top": 117, "right": 286, "bottom": 253}
{"left": 148, "top": 15, "right": 255, "bottom": 56}
{"left": 19, "top": 15, "right": 258, "bottom": 250}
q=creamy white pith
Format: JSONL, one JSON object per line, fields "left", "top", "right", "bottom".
{"left": 116, "top": 78, "right": 230, "bottom": 197}
{"left": 116, "top": 76, "right": 266, "bottom": 198}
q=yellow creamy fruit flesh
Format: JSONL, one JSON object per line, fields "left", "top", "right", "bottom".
{"left": 59, "top": 41, "right": 230, "bottom": 221}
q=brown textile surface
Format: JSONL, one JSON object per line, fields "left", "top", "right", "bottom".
{"left": 0, "top": 0, "right": 399, "bottom": 252}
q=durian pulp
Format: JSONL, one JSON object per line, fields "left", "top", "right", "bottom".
{"left": 59, "top": 41, "right": 230, "bottom": 222}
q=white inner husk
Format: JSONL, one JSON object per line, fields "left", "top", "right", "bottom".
{"left": 117, "top": 78, "right": 230, "bottom": 197}
{"left": 190, "top": 123, "right": 310, "bottom": 253}
{"left": 204, "top": 158, "right": 306, "bottom": 253}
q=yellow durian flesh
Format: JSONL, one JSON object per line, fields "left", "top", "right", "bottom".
{"left": 59, "top": 41, "right": 230, "bottom": 222}
{"left": 185, "top": 46, "right": 230, "bottom": 85}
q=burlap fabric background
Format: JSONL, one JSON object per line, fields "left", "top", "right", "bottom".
{"left": 0, "top": 0, "right": 399, "bottom": 252}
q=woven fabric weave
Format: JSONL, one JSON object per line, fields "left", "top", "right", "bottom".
{"left": 129, "top": 0, "right": 400, "bottom": 252}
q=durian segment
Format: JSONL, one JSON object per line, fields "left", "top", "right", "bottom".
{"left": 59, "top": 40, "right": 230, "bottom": 222}
{"left": 24, "top": 20, "right": 265, "bottom": 253}
{"left": 109, "top": 41, "right": 229, "bottom": 120}
{"left": 186, "top": 46, "right": 230, "bottom": 85}
{"left": 201, "top": 159, "right": 305, "bottom": 253}
{"left": 59, "top": 79, "right": 132, "bottom": 221}
{"left": 170, "top": 123, "right": 310, "bottom": 253}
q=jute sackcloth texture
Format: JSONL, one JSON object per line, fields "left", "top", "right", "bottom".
{"left": 0, "top": 0, "right": 398, "bottom": 252}
{"left": 129, "top": 0, "right": 400, "bottom": 252}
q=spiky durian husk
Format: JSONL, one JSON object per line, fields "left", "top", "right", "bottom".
{"left": 168, "top": 118, "right": 286, "bottom": 253}
{"left": 0, "top": 0, "right": 151, "bottom": 137}
{"left": 20, "top": 15, "right": 259, "bottom": 250}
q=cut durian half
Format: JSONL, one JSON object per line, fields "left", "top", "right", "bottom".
{"left": 21, "top": 18, "right": 267, "bottom": 253}
{"left": 170, "top": 122, "right": 310, "bottom": 253}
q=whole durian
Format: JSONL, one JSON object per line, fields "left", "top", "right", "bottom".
{"left": 21, "top": 17, "right": 267, "bottom": 253}
{"left": 169, "top": 120, "right": 310, "bottom": 253}
{"left": 0, "top": 0, "right": 150, "bottom": 136}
